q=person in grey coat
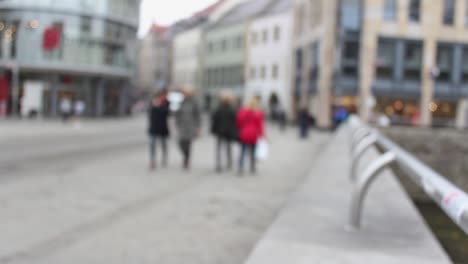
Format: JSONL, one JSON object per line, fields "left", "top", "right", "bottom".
{"left": 175, "top": 88, "right": 201, "bottom": 170}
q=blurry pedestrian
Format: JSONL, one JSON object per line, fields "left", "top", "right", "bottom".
{"left": 211, "top": 90, "right": 237, "bottom": 173}
{"left": 148, "top": 90, "right": 170, "bottom": 170}
{"left": 275, "top": 103, "right": 287, "bottom": 131}
{"left": 298, "top": 107, "right": 311, "bottom": 139}
{"left": 236, "top": 97, "right": 265, "bottom": 175}
{"left": 73, "top": 99, "right": 86, "bottom": 129}
{"left": 175, "top": 87, "right": 201, "bottom": 170}
{"left": 60, "top": 96, "right": 72, "bottom": 122}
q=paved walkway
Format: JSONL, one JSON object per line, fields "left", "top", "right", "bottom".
{"left": 245, "top": 126, "right": 452, "bottom": 264}
{"left": 0, "top": 117, "right": 330, "bottom": 264}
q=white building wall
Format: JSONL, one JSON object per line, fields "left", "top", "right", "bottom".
{"left": 246, "top": 11, "right": 294, "bottom": 117}
{"left": 172, "top": 28, "right": 203, "bottom": 90}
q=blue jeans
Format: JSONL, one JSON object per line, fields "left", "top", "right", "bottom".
{"left": 239, "top": 144, "right": 257, "bottom": 173}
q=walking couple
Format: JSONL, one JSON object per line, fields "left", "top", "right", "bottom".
{"left": 148, "top": 88, "right": 201, "bottom": 171}
{"left": 211, "top": 93, "right": 266, "bottom": 175}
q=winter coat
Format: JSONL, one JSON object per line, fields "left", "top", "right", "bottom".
{"left": 148, "top": 100, "right": 170, "bottom": 137}
{"left": 175, "top": 98, "right": 201, "bottom": 140}
{"left": 211, "top": 103, "right": 238, "bottom": 140}
{"left": 236, "top": 108, "right": 265, "bottom": 145}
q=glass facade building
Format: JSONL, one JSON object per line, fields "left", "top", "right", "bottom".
{"left": 0, "top": 0, "right": 139, "bottom": 117}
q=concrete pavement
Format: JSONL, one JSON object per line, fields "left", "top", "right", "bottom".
{"left": 0, "top": 117, "right": 330, "bottom": 263}
{"left": 245, "top": 126, "right": 452, "bottom": 264}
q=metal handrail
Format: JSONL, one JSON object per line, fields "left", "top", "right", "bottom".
{"left": 348, "top": 116, "right": 468, "bottom": 234}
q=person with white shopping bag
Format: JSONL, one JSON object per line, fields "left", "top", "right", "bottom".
{"left": 236, "top": 97, "right": 266, "bottom": 175}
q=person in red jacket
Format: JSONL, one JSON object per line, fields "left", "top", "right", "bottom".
{"left": 236, "top": 96, "right": 265, "bottom": 175}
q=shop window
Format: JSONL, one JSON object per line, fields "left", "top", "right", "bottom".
{"left": 443, "top": 0, "right": 455, "bottom": 25}
{"left": 383, "top": 0, "right": 397, "bottom": 21}
{"left": 409, "top": 0, "right": 420, "bottom": 22}
{"left": 404, "top": 42, "right": 422, "bottom": 80}
{"left": 376, "top": 39, "right": 396, "bottom": 80}
{"left": 436, "top": 44, "right": 453, "bottom": 82}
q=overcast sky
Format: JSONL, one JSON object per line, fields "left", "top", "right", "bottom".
{"left": 138, "top": 0, "right": 218, "bottom": 37}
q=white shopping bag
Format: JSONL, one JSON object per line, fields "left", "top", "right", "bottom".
{"left": 256, "top": 138, "right": 269, "bottom": 161}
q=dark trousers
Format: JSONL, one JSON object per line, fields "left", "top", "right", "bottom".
{"left": 179, "top": 139, "right": 192, "bottom": 167}
{"left": 216, "top": 137, "right": 233, "bottom": 171}
{"left": 239, "top": 143, "right": 257, "bottom": 173}
{"left": 149, "top": 136, "right": 168, "bottom": 165}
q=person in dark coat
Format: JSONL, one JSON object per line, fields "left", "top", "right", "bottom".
{"left": 148, "top": 89, "right": 170, "bottom": 170}
{"left": 298, "top": 107, "right": 311, "bottom": 139}
{"left": 211, "top": 91, "right": 237, "bottom": 173}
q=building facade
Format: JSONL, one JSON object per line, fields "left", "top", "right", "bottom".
{"left": 0, "top": 0, "right": 140, "bottom": 117}
{"left": 172, "top": 28, "right": 203, "bottom": 91}
{"left": 203, "top": 0, "right": 277, "bottom": 107}
{"left": 294, "top": 0, "right": 468, "bottom": 128}
{"left": 245, "top": 0, "right": 294, "bottom": 117}
{"left": 138, "top": 24, "right": 171, "bottom": 95}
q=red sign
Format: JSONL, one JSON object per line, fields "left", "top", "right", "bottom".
{"left": 43, "top": 27, "right": 61, "bottom": 50}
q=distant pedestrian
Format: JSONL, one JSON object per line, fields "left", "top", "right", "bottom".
{"left": 236, "top": 97, "right": 265, "bottom": 175}
{"left": 73, "top": 99, "right": 86, "bottom": 129}
{"left": 175, "top": 88, "right": 201, "bottom": 170}
{"left": 211, "top": 91, "right": 237, "bottom": 173}
{"left": 60, "top": 97, "right": 72, "bottom": 122}
{"left": 148, "top": 90, "right": 170, "bottom": 170}
{"left": 74, "top": 100, "right": 86, "bottom": 118}
{"left": 298, "top": 107, "right": 311, "bottom": 139}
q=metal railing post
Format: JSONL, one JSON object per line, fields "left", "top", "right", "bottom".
{"left": 350, "top": 127, "right": 371, "bottom": 153}
{"left": 349, "top": 151, "right": 396, "bottom": 229}
{"left": 350, "top": 134, "right": 378, "bottom": 182}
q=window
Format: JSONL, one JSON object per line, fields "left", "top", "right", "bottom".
{"left": 436, "top": 44, "right": 453, "bottom": 82}
{"left": 383, "top": 0, "right": 397, "bottom": 21}
{"left": 465, "top": 0, "right": 468, "bottom": 26}
{"left": 208, "top": 42, "right": 214, "bottom": 53}
{"left": 250, "top": 67, "right": 256, "bottom": 79}
{"left": 340, "top": 0, "right": 361, "bottom": 32}
{"left": 261, "top": 65, "right": 266, "bottom": 79}
{"left": 443, "top": 0, "right": 455, "bottom": 25}
{"left": 235, "top": 36, "right": 243, "bottom": 49}
{"left": 252, "top": 32, "right": 257, "bottom": 45}
{"left": 272, "top": 64, "right": 279, "bottom": 79}
{"left": 262, "top": 29, "right": 268, "bottom": 43}
{"left": 80, "top": 16, "right": 92, "bottom": 36}
{"left": 376, "top": 39, "right": 396, "bottom": 79}
{"left": 462, "top": 47, "right": 468, "bottom": 81}
{"left": 408, "top": 0, "right": 420, "bottom": 22}
{"left": 404, "top": 42, "right": 422, "bottom": 80}
{"left": 221, "top": 39, "right": 227, "bottom": 51}
{"left": 341, "top": 39, "right": 360, "bottom": 77}
{"left": 309, "top": 42, "right": 320, "bottom": 93}
{"left": 343, "top": 41, "right": 359, "bottom": 60}
{"left": 274, "top": 26, "right": 280, "bottom": 41}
